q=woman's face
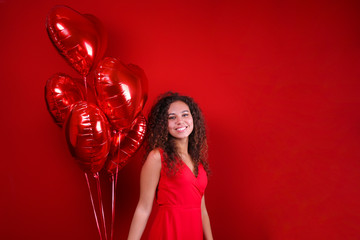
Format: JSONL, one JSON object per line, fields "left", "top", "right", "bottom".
{"left": 167, "top": 101, "right": 194, "bottom": 139}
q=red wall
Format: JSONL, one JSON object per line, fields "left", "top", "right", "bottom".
{"left": 1, "top": 0, "right": 360, "bottom": 239}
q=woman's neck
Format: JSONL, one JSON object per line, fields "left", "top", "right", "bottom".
{"left": 174, "top": 137, "right": 189, "bottom": 155}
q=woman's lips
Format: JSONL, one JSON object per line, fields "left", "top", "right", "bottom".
{"left": 175, "top": 126, "right": 187, "bottom": 132}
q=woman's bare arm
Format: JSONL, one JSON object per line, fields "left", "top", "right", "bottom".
{"left": 127, "top": 149, "right": 161, "bottom": 240}
{"left": 201, "top": 195, "right": 214, "bottom": 240}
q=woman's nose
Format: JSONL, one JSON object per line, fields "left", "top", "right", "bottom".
{"left": 176, "top": 117, "right": 183, "bottom": 124}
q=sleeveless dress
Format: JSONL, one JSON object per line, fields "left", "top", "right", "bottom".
{"left": 148, "top": 149, "right": 208, "bottom": 239}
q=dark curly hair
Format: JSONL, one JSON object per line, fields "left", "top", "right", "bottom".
{"left": 146, "top": 92, "right": 210, "bottom": 177}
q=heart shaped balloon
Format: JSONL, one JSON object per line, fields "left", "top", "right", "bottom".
{"left": 64, "top": 101, "right": 111, "bottom": 173}
{"left": 126, "top": 63, "right": 148, "bottom": 114}
{"left": 45, "top": 73, "right": 85, "bottom": 127}
{"left": 106, "top": 113, "right": 147, "bottom": 173}
{"left": 95, "top": 57, "right": 147, "bottom": 130}
{"left": 46, "top": 5, "right": 107, "bottom": 76}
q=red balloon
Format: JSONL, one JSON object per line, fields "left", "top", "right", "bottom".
{"left": 127, "top": 63, "right": 148, "bottom": 114}
{"left": 46, "top": 5, "right": 107, "bottom": 76}
{"left": 45, "top": 73, "right": 85, "bottom": 127}
{"left": 95, "top": 57, "right": 147, "bottom": 130}
{"left": 106, "top": 113, "right": 147, "bottom": 173}
{"left": 64, "top": 101, "right": 111, "bottom": 173}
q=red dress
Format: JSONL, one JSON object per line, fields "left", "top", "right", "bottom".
{"left": 148, "top": 149, "right": 208, "bottom": 239}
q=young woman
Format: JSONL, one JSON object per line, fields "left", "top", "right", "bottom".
{"left": 127, "top": 92, "right": 213, "bottom": 240}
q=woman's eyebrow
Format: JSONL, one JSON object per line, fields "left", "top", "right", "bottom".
{"left": 168, "top": 110, "right": 189, "bottom": 115}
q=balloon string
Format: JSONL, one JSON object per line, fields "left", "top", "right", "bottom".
{"left": 110, "top": 166, "right": 118, "bottom": 240}
{"left": 84, "top": 75, "right": 88, "bottom": 101}
{"left": 85, "top": 172, "right": 103, "bottom": 240}
{"left": 116, "top": 131, "right": 120, "bottom": 191}
{"left": 95, "top": 172, "right": 108, "bottom": 240}
{"left": 110, "top": 131, "right": 121, "bottom": 240}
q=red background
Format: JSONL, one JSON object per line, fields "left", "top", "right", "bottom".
{"left": 1, "top": 0, "right": 360, "bottom": 239}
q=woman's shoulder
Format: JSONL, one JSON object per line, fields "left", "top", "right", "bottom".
{"left": 148, "top": 148, "right": 162, "bottom": 158}
{"left": 145, "top": 148, "right": 163, "bottom": 166}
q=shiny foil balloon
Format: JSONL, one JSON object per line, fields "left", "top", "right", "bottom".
{"left": 126, "top": 63, "right": 148, "bottom": 114}
{"left": 106, "top": 113, "right": 147, "bottom": 173}
{"left": 64, "top": 101, "right": 111, "bottom": 173}
{"left": 95, "top": 57, "right": 147, "bottom": 130}
{"left": 46, "top": 5, "right": 107, "bottom": 76}
{"left": 45, "top": 73, "right": 85, "bottom": 127}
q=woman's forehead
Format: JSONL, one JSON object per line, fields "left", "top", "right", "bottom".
{"left": 168, "top": 101, "right": 190, "bottom": 113}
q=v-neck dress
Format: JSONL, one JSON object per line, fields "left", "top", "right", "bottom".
{"left": 148, "top": 149, "right": 208, "bottom": 239}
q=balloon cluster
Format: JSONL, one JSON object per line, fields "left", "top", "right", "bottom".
{"left": 44, "top": 5, "right": 148, "bottom": 175}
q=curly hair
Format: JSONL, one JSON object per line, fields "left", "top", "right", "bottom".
{"left": 146, "top": 92, "right": 210, "bottom": 177}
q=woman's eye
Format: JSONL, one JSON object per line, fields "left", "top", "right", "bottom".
{"left": 183, "top": 114, "right": 189, "bottom": 117}
{"left": 168, "top": 116, "right": 175, "bottom": 120}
